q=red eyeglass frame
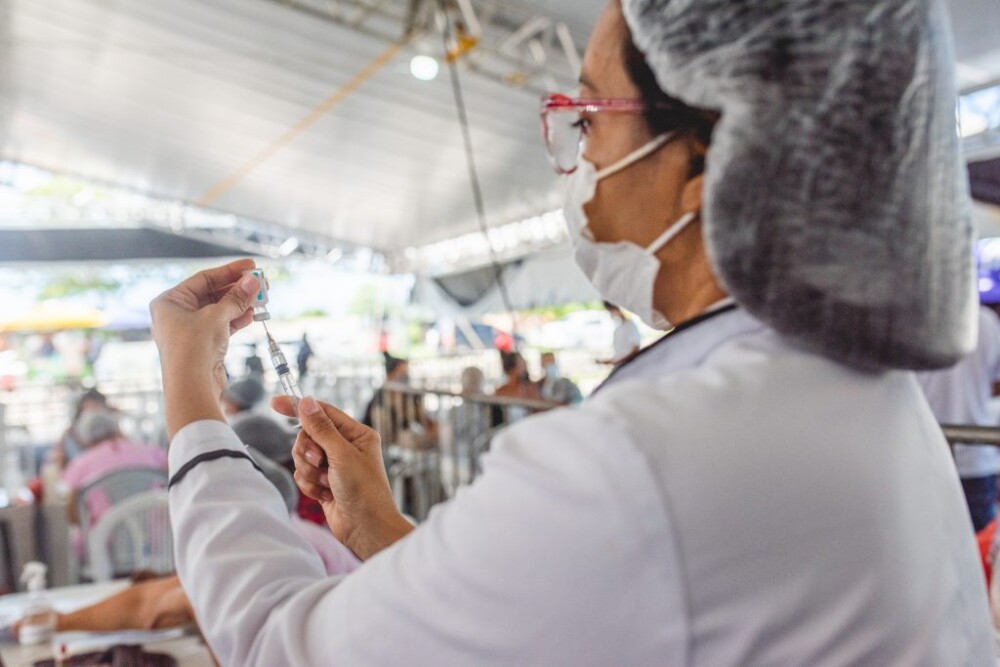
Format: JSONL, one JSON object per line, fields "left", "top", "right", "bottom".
{"left": 540, "top": 93, "right": 681, "bottom": 174}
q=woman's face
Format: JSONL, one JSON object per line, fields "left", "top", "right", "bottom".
{"left": 579, "top": 2, "right": 703, "bottom": 248}
{"left": 392, "top": 362, "right": 410, "bottom": 382}
{"left": 507, "top": 355, "right": 527, "bottom": 380}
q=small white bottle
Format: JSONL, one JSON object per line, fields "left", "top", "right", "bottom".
{"left": 19, "top": 562, "right": 56, "bottom": 646}
{"left": 243, "top": 268, "right": 270, "bottom": 321}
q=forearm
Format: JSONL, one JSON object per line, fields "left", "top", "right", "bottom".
{"left": 57, "top": 586, "right": 145, "bottom": 632}
{"left": 160, "top": 365, "right": 226, "bottom": 440}
{"left": 169, "top": 421, "right": 337, "bottom": 665}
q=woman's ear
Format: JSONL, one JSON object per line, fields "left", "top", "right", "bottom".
{"left": 680, "top": 132, "right": 709, "bottom": 213}
{"left": 680, "top": 173, "right": 706, "bottom": 216}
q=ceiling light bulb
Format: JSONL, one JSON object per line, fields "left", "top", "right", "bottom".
{"left": 410, "top": 55, "right": 439, "bottom": 82}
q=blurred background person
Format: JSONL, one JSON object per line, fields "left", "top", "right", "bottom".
{"left": 460, "top": 366, "right": 486, "bottom": 397}
{"left": 447, "top": 366, "right": 489, "bottom": 491}
{"left": 362, "top": 352, "right": 437, "bottom": 452}
{"left": 244, "top": 342, "right": 265, "bottom": 381}
{"left": 62, "top": 409, "right": 167, "bottom": 558}
{"left": 538, "top": 352, "right": 582, "bottom": 406}
{"left": 52, "top": 388, "right": 110, "bottom": 468}
{"left": 494, "top": 351, "right": 539, "bottom": 402}
{"left": 297, "top": 333, "right": 314, "bottom": 379}
{"left": 602, "top": 302, "right": 640, "bottom": 365}
{"left": 220, "top": 377, "right": 266, "bottom": 425}
{"left": 494, "top": 351, "right": 540, "bottom": 425}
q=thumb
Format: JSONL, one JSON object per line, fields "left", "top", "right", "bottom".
{"left": 215, "top": 273, "right": 259, "bottom": 322}
{"left": 298, "top": 396, "right": 352, "bottom": 460}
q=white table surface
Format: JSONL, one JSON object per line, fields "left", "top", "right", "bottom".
{"left": 0, "top": 581, "right": 215, "bottom": 667}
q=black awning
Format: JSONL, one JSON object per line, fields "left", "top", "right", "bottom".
{"left": 0, "top": 228, "right": 246, "bottom": 263}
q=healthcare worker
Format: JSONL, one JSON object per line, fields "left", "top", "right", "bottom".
{"left": 151, "top": 0, "right": 993, "bottom": 664}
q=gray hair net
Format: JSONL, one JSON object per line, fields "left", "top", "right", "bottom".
{"left": 621, "top": 0, "right": 976, "bottom": 370}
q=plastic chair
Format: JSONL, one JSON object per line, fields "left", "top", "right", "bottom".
{"left": 75, "top": 468, "right": 168, "bottom": 580}
{"left": 87, "top": 490, "right": 172, "bottom": 582}
{"left": 76, "top": 468, "right": 168, "bottom": 538}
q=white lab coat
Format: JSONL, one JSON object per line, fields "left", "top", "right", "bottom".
{"left": 918, "top": 306, "right": 1000, "bottom": 478}
{"left": 168, "top": 307, "right": 993, "bottom": 666}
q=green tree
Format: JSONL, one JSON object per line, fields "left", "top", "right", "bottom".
{"left": 39, "top": 273, "right": 122, "bottom": 300}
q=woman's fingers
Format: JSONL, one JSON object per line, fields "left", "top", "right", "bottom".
{"left": 275, "top": 396, "right": 372, "bottom": 447}
{"left": 179, "top": 259, "right": 256, "bottom": 306}
{"left": 210, "top": 274, "right": 259, "bottom": 323}
{"left": 292, "top": 434, "right": 326, "bottom": 469}
{"left": 229, "top": 309, "right": 255, "bottom": 335}
{"left": 271, "top": 396, "right": 296, "bottom": 417}
{"left": 306, "top": 397, "right": 374, "bottom": 444}
{"left": 294, "top": 469, "right": 333, "bottom": 503}
{"left": 291, "top": 426, "right": 326, "bottom": 466}
{"left": 297, "top": 398, "right": 356, "bottom": 457}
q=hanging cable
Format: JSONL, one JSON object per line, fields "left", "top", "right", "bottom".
{"left": 434, "top": 0, "right": 520, "bottom": 344}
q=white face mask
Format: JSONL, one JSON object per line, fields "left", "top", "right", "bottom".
{"left": 564, "top": 133, "right": 696, "bottom": 330}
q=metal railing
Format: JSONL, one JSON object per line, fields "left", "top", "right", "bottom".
{"left": 370, "top": 383, "right": 558, "bottom": 520}
{"left": 941, "top": 425, "right": 1000, "bottom": 447}
{"left": 6, "top": 375, "right": 1000, "bottom": 521}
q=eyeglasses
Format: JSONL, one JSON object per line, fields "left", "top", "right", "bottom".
{"left": 540, "top": 93, "right": 681, "bottom": 175}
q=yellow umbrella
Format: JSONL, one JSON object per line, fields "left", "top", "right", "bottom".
{"left": 0, "top": 301, "right": 107, "bottom": 332}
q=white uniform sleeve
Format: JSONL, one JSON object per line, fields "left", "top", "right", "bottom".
{"left": 983, "top": 307, "right": 1000, "bottom": 382}
{"left": 168, "top": 410, "right": 686, "bottom": 666}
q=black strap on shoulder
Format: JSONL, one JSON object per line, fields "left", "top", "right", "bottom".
{"left": 168, "top": 449, "right": 265, "bottom": 490}
{"left": 594, "top": 303, "right": 739, "bottom": 395}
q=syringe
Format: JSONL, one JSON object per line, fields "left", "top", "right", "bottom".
{"left": 243, "top": 268, "right": 304, "bottom": 417}
{"left": 263, "top": 322, "right": 302, "bottom": 416}
{"left": 264, "top": 324, "right": 302, "bottom": 415}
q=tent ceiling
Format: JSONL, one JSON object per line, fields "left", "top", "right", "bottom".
{"left": 0, "top": 0, "right": 995, "bottom": 254}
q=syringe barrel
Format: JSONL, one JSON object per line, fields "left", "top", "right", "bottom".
{"left": 276, "top": 363, "right": 302, "bottom": 414}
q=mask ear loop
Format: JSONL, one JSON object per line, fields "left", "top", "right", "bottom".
{"left": 595, "top": 132, "right": 676, "bottom": 181}
{"left": 646, "top": 210, "right": 698, "bottom": 255}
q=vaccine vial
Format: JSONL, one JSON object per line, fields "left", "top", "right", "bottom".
{"left": 243, "top": 268, "right": 270, "bottom": 321}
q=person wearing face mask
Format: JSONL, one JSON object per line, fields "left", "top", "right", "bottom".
{"left": 538, "top": 351, "right": 583, "bottom": 406}
{"left": 150, "top": 0, "right": 992, "bottom": 664}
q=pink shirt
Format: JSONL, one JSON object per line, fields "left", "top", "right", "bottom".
{"left": 62, "top": 438, "right": 168, "bottom": 525}
{"left": 290, "top": 517, "right": 360, "bottom": 576}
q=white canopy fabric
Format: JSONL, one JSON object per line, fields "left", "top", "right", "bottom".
{"left": 413, "top": 242, "right": 599, "bottom": 317}
{"left": 1, "top": 0, "right": 996, "bottom": 259}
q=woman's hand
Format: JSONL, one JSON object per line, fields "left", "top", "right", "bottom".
{"left": 272, "top": 396, "right": 414, "bottom": 561}
{"left": 150, "top": 259, "right": 259, "bottom": 438}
